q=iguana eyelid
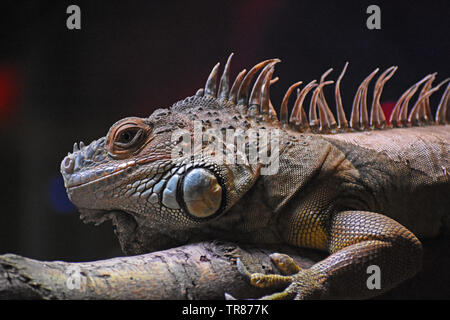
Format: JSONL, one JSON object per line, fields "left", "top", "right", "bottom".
{"left": 106, "top": 118, "right": 152, "bottom": 158}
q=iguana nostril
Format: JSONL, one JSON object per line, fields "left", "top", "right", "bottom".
{"left": 63, "top": 156, "right": 75, "bottom": 174}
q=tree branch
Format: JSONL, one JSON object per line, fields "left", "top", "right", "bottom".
{"left": 0, "top": 241, "right": 323, "bottom": 300}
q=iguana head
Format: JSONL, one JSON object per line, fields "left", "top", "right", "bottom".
{"left": 60, "top": 54, "right": 285, "bottom": 254}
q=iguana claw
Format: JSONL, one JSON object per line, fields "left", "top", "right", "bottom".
{"left": 235, "top": 255, "right": 327, "bottom": 300}
{"left": 224, "top": 292, "right": 237, "bottom": 300}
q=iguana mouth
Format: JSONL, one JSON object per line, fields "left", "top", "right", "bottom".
{"left": 63, "top": 161, "right": 137, "bottom": 189}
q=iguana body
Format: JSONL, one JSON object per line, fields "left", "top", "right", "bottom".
{"left": 60, "top": 54, "right": 450, "bottom": 299}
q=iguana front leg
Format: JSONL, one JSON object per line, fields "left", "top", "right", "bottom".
{"left": 231, "top": 211, "right": 423, "bottom": 300}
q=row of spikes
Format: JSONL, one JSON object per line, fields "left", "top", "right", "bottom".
{"left": 195, "top": 53, "right": 281, "bottom": 119}
{"left": 196, "top": 53, "right": 450, "bottom": 133}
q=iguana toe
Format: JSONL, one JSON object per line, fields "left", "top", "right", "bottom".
{"left": 236, "top": 256, "right": 328, "bottom": 300}
{"left": 269, "top": 253, "right": 301, "bottom": 275}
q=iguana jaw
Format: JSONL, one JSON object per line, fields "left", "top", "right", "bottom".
{"left": 63, "top": 159, "right": 138, "bottom": 189}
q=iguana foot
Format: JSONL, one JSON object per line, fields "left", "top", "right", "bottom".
{"left": 228, "top": 255, "right": 328, "bottom": 300}
{"left": 268, "top": 253, "right": 301, "bottom": 275}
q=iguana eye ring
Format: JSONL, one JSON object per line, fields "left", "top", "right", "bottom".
{"left": 106, "top": 118, "right": 151, "bottom": 158}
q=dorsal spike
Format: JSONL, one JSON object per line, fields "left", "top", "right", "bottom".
{"left": 280, "top": 81, "right": 303, "bottom": 125}
{"left": 417, "top": 73, "right": 437, "bottom": 123}
{"left": 268, "top": 100, "right": 278, "bottom": 118}
{"left": 318, "top": 90, "right": 337, "bottom": 130}
{"left": 373, "top": 66, "right": 397, "bottom": 92}
{"left": 237, "top": 59, "right": 278, "bottom": 106}
{"left": 320, "top": 68, "right": 334, "bottom": 83}
{"left": 318, "top": 97, "right": 333, "bottom": 131}
{"left": 371, "top": 66, "right": 398, "bottom": 128}
{"left": 350, "top": 87, "right": 362, "bottom": 130}
{"left": 360, "top": 68, "right": 379, "bottom": 129}
{"left": 390, "top": 74, "right": 433, "bottom": 127}
{"left": 260, "top": 67, "right": 276, "bottom": 117}
{"left": 290, "top": 89, "right": 304, "bottom": 130}
{"left": 399, "top": 83, "right": 423, "bottom": 125}
{"left": 297, "top": 104, "right": 309, "bottom": 131}
{"left": 309, "top": 94, "right": 319, "bottom": 128}
{"left": 204, "top": 62, "right": 220, "bottom": 97}
{"left": 350, "top": 68, "right": 379, "bottom": 130}
{"left": 308, "top": 70, "right": 334, "bottom": 129}
{"left": 436, "top": 82, "right": 450, "bottom": 124}
{"left": 390, "top": 88, "right": 410, "bottom": 127}
{"left": 409, "top": 78, "right": 450, "bottom": 125}
{"left": 310, "top": 81, "right": 334, "bottom": 132}
{"left": 217, "top": 53, "right": 234, "bottom": 100}
{"left": 398, "top": 75, "right": 434, "bottom": 126}
{"left": 318, "top": 68, "right": 337, "bottom": 130}
{"left": 249, "top": 61, "right": 280, "bottom": 110}
{"left": 335, "top": 62, "right": 349, "bottom": 130}
{"left": 228, "top": 69, "right": 247, "bottom": 104}
{"left": 195, "top": 88, "right": 204, "bottom": 96}
{"left": 290, "top": 80, "right": 317, "bottom": 131}
{"left": 288, "top": 88, "right": 302, "bottom": 124}
{"left": 268, "top": 77, "right": 279, "bottom": 118}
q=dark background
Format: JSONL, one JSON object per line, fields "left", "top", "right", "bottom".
{"left": 0, "top": 0, "right": 448, "bottom": 298}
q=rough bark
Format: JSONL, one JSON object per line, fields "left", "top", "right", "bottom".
{"left": 0, "top": 241, "right": 323, "bottom": 300}
{"left": 2, "top": 238, "right": 448, "bottom": 299}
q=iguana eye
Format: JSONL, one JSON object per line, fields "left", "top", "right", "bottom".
{"left": 106, "top": 118, "right": 151, "bottom": 158}
{"left": 118, "top": 129, "right": 137, "bottom": 144}
{"left": 115, "top": 127, "right": 143, "bottom": 147}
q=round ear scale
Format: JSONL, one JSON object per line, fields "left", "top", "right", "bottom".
{"left": 106, "top": 117, "right": 152, "bottom": 158}
{"left": 181, "top": 168, "right": 223, "bottom": 219}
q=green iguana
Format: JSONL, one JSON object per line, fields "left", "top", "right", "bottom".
{"left": 60, "top": 54, "right": 450, "bottom": 299}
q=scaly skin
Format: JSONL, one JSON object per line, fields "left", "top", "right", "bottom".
{"left": 61, "top": 54, "right": 449, "bottom": 299}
